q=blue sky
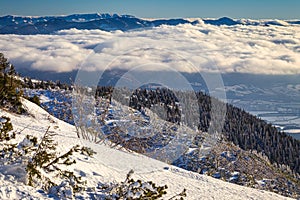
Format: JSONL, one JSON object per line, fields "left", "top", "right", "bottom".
{"left": 0, "top": 0, "right": 299, "bottom": 19}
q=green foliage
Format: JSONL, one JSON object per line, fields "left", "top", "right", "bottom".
{"left": 0, "top": 52, "right": 24, "bottom": 113}
{"left": 0, "top": 125, "right": 37, "bottom": 168}
{"left": 0, "top": 120, "right": 94, "bottom": 196}
{"left": 27, "top": 95, "right": 41, "bottom": 106}
{"left": 0, "top": 116, "right": 14, "bottom": 141}
{"left": 22, "top": 77, "right": 72, "bottom": 91}
{"left": 26, "top": 127, "right": 57, "bottom": 187}
{"left": 26, "top": 126, "right": 90, "bottom": 193}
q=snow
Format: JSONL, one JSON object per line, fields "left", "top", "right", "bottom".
{"left": 0, "top": 99, "right": 292, "bottom": 199}
{"left": 256, "top": 180, "right": 267, "bottom": 187}
{"left": 39, "top": 94, "right": 51, "bottom": 103}
{"left": 0, "top": 117, "right": 7, "bottom": 123}
{"left": 0, "top": 175, "right": 50, "bottom": 200}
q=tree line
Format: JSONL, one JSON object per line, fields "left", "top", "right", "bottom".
{"left": 108, "top": 87, "right": 300, "bottom": 174}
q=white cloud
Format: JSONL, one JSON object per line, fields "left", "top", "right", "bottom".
{"left": 0, "top": 24, "right": 299, "bottom": 74}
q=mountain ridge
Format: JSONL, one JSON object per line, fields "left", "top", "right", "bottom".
{"left": 0, "top": 13, "right": 299, "bottom": 34}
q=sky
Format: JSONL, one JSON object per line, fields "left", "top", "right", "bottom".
{"left": 0, "top": 0, "right": 299, "bottom": 19}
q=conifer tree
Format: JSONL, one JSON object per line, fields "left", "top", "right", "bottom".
{"left": 0, "top": 52, "right": 23, "bottom": 113}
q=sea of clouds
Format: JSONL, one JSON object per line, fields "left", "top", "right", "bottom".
{"left": 0, "top": 21, "right": 300, "bottom": 74}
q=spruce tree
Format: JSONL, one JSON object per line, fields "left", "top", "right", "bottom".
{"left": 0, "top": 52, "right": 23, "bottom": 113}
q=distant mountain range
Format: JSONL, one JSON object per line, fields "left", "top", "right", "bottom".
{"left": 0, "top": 13, "right": 299, "bottom": 34}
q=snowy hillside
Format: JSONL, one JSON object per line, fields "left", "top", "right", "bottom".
{"left": 0, "top": 99, "right": 292, "bottom": 199}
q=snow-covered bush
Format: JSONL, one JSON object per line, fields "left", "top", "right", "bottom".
{"left": 97, "top": 170, "right": 187, "bottom": 200}
{"left": 0, "top": 121, "right": 95, "bottom": 197}
{"left": 0, "top": 116, "right": 14, "bottom": 141}
{"left": 48, "top": 180, "right": 75, "bottom": 200}
{"left": 26, "top": 127, "right": 93, "bottom": 193}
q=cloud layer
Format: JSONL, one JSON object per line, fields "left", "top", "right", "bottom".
{"left": 0, "top": 23, "right": 300, "bottom": 74}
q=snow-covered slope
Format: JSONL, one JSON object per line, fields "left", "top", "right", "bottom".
{"left": 0, "top": 99, "right": 292, "bottom": 199}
